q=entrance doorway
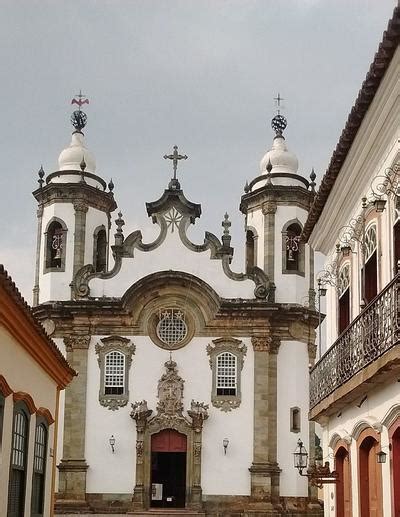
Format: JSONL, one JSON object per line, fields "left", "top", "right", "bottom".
{"left": 151, "top": 429, "right": 187, "bottom": 508}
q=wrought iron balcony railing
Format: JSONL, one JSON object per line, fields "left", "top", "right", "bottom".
{"left": 310, "top": 274, "right": 400, "bottom": 409}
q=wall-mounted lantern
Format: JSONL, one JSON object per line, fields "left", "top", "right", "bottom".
{"left": 109, "top": 434, "right": 116, "bottom": 453}
{"left": 223, "top": 438, "right": 229, "bottom": 455}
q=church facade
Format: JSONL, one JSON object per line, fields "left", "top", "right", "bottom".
{"left": 32, "top": 98, "right": 322, "bottom": 515}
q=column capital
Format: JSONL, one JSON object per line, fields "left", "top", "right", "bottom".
{"left": 73, "top": 202, "right": 88, "bottom": 213}
{"left": 37, "top": 206, "right": 44, "bottom": 218}
{"left": 262, "top": 201, "right": 277, "bottom": 215}
{"left": 64, "top": 335, "right": 91, "bottom": 351}
{"left": 251, "top": 336, "right": 280, "bottom": 354}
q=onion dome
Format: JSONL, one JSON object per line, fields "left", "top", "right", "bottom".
{"left": 58, "top": 131, "right": 96, "bottom": 174}
{"left": 259, "top": 115, "right": 298, "bottom": 175}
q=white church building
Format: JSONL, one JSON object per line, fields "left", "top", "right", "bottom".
{"left": 31, "top": 98, "right": 322, "bottom": 515}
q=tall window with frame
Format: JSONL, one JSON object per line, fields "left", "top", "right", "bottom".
{"left": 282, "top": 221, "right": 304, "bottom": 275}
{"left": 216, "top": 352, "right": 237, "bottom": 396}
{"left": 31, "top": 421, "right": 48, "bottom": 517}
{"left": 338, "top": 264, "right": 351, "bottom": 335}
{"left": 7, "top": 404, "right": 30, "bottom": 517}
{"left": 104, "top": 351, "right": 125, "bottom": 396}
{"left": 363, "top": 224, "right": 377, "bottom": 305}
{"left": 246, "top": 230, "right": 256, "bottom": 272}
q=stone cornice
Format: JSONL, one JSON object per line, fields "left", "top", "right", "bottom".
{"left": 240, "top": 185, "right": 313, "bottom": 214}
{"left": 64, "top": 335, "right": 91, "bottom": 351}
{"left": 33, "top": 182, "right": 117, "bottom": 213}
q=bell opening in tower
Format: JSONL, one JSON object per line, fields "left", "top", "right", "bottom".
{"left": 150, "top": 429, "right": 187, "bottom": 508}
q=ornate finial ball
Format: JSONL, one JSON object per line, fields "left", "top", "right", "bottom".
{"left": 71, "top": 110, "right": 87, "bottom": 131}
{"left": 271, "top": 114, "right": 287, "bottom": 135}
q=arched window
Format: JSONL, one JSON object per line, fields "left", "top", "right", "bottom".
{"left": 216, "top": 352, "right": 237, "bottom": 396}
{"left": 104, "top": 351, "right": 125, "bottom": 395}
{"left": 44, "top": 218, "right": 67, "bottom": 272}
{"left": 290, "top": 407, "right": 301, "bottom": 433}
{"left": 93, "top": 226, "right": 107, "bottom": 273}
{"left": 7, "top": 404, "right": 30, "bottom": 517}
{"left": 31, "top": 421, "right": 48, "bottom": 516}
{"left": 363, "top": 224, "right": 377, "bottom": 304}
{"left": 282, "top": 221, "right": 304, "bottom": 275}
{"left": 338, "top": 264, "right": 350, "bottom": 334}
{"left": 246, "top": 229, "right": 256, "bottom": 272}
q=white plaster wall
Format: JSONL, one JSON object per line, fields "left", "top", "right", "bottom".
{"left": 245, "top": 208, "right": 265, "bottom": 270}
{"left": 277, "top": 340, "right": 309, "bottom": 497}
{"left": 84, "top": 335, "right": 254, "bottom": 496}
{"left": 53, "top": 337, "right": 66, "bottom": 492}
{"left": 39, "top": 203, "right": 75, "bottom": 302}
{"left": 84, "top": 207, "right": 110, "bottom": 265}
{"left": 274, "top": 205, "right": 310, "bottom": 304}
{"left": 322, "top": 381, "right": 400, "bottom": 517}
{"left": 89, "top": 229, "right": 256, "bottom": 299}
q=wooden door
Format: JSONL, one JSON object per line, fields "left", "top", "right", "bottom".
{"left": 151, "top": 429, "right": 187, "bottom": 452}
{"left": 391, "top": 427, "right": 400, "bottom": 516}
{"left": 359, "top": 435, "right": 383, "bottom": 517}
{"left": 335, "top": 446, "right": 351, "bottom": 517}
{"left": 338, "top": 289, "right": 350, "bottom": 334}
{"left": 364, "top": 252, "right": 377, "bottom": 305}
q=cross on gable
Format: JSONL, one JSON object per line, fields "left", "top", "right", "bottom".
{"left": 163, "top": 145, "right": 188, "bottom": 180}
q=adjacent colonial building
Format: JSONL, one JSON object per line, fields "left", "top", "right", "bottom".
{"left": 0, "top": 265, "right": 75, "bottom": 517}
{"left": 31, "top": 88, "right": 323, "bottom": 513}
{"left": 304, "top": 6, "right": 400, "bottom": 517}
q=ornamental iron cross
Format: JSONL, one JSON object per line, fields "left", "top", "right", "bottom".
{"left": 274, "top": 93, "right": 284, "bottom": 115}
{"left": 164, "top": 145, "right": 188, "bottom": 180}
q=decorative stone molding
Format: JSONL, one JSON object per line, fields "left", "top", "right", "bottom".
{"left": 36, "top": 206, "right": 44, "bottom": 218}
{"left": 262, "top": 201, "right": 277, "bottom": 215}
{"left": 251, "top": 336, "right": 280, "bottom": 354}
{"left": 72, "top": 184, "right": 273, "bottom": 300}
{"left": 64, "top": 335, "right": 91, "bottom": 351}
{"left": 73, "top": 201, "right": 89, "bottom": 213}
{"left": 95, "top": 336, "right": 135, "bottom": 410}
{"left": 382, "top": 403, "right": 400, "bottom": 429}
{"left": 207, "top": 337, "right": 246, "bottom": 412}
{"left": 351, "top": 417, "right": 383, "bottom": 440}
{"left": 130, "top": 359, "right": 208, "bottom": 510}
{"left": 37, "top": 407, "right": 55, "bottom": 425}
{"left": 13, "top": 391, "right": 37, "bottom": 414}
{"left": 0, "top": 374, "right": 13, "bottom": 397}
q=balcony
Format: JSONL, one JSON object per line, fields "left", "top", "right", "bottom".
{"left": 310, "top": 274, "right": 400, "bottom": 421}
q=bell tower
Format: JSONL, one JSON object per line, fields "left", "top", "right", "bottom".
{"left": 32, "top": 94, "right": 117, "bottom": 305}
{"left": 240, "top": 108, "right": 316, "bottom": 305}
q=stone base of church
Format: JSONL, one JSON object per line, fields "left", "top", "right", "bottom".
{"left": 54, "top": 493, "right": 323, "bottom": 516}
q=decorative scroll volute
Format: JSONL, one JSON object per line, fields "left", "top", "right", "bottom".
{"left": 187, "top": 400, "right": 209, "bottom": 432}
{"left": 251, "top": 336, "right": 280, "bottom": 354}
{"left": 130, "top": 400, "right": 153, "bottom": 433}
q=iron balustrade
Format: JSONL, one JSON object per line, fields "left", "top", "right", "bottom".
{"left": 310, "top": 274, "right": 400, "bottom": 409}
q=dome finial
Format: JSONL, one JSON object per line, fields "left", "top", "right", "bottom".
{"left": 71, "top": 90, "right": 89, "bottom": 132}
{"left": 271, "top": 93, "right": 287, "bottom": 136}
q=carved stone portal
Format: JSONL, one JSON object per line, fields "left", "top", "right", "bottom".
{"left": 130, "top": 359, "right": 208, "bottom": 511}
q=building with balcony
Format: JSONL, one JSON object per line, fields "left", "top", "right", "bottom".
{"left": 303, "top": 6, "right": 400, "bottom": 517}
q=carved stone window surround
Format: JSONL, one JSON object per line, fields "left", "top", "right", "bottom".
{"left": 207, "top": 337, "right": 247, "bottom": 412}
{"left": 43, "top": 217, "right": 68, "bottom": 274}
{"left": 95, "top": 336, "right": 135, "bottom": 410}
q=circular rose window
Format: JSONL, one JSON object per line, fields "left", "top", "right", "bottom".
{"left": 156, "top": 309, "right": 188, "bottom": 346}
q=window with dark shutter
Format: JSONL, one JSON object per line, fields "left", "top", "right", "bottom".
{"left": 31, "top": 422, "right": 47, "bottom": 516}
{"left": 7, "top": 406, "right": 29, "bottom": 517}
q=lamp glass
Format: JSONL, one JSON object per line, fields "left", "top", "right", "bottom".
{"left": 376, "top": 450, "right": 387, "bottom": 464}
{"left": 293, "top": 440, "right": 308, "bottom": 469}
{"left": 373, "top": 199, "right": 386, "bottom": 213}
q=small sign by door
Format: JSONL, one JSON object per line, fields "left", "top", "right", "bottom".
{"left": 151, "top": 483, "right": 163, "bottom": 501}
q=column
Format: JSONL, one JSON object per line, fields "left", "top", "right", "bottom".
{"left": 33, "top": 206, "right": 44, "bottom": 306}
{"left": 73, "top": 202, "right": 88, "bottom": 277}
{"left": 249, "top": 335, "right": 281, "bottom": 511}
{"left": 57, "top": 335, "right": 90, "bottom": 510}
{"left": 262, "top": 201, "right": 277, "bottom": 282}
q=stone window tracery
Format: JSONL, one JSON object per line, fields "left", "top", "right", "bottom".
{"left": 207, "top": 338, "right": 246, "bottom": 412}
{"left": 156, "top": 308, "right": 188, "bottom": 346}
{"left": 95, "top": 336, "right": 135, "bottom": 410}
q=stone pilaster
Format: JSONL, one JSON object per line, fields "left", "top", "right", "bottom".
{"left": 249, "top": 336, "right": 281, "bottom": 512}
{"left": 262, "top": 202, "right": 277, "bottom": 282}
{"left": 73, "top": 202, "right": 88, "bottom": 277}
{"left": 56, "top": 335, "right": 91, "bottom": 511}
{"left": 33, "top": 206, "right": 44, "bottom": 306}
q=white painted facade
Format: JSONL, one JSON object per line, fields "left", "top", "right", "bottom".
{"left": 307, "top": 25, "right": 400, "bottom": 517}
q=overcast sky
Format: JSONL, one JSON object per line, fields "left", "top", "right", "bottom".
{"left": 0, "top": 0, "right": 396, "bottom": 301}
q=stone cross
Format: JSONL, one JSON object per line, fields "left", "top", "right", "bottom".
{"left": 164, "top": 145, "right": 188, "bottom": 180}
